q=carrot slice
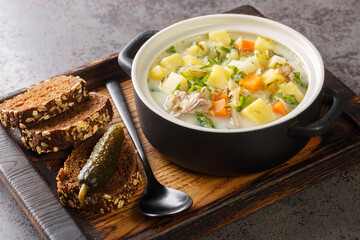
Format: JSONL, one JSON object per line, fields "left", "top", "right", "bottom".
{"left": 211, "top": 98, "right": 228, "bottom": 117}
{"left": 272, "top": 101, "right": 288, "bottom": 115}
{"left": 213, "top": 91, "right": 228, "bottom": 101}
{"left": 239, "top": 72, "right": 264, "bottom": 92}
{"left": 236, "top": 39, "right": 255, "bottom": 52}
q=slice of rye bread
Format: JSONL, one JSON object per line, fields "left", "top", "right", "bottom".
{"left": 0, "top": 75, "right": 88, "bottom": 129}
{"left": 20, "top": 92, "right": 113, "bottom": 154}
{"left": 56, "top": 134, "right": 142, "bottom": 213}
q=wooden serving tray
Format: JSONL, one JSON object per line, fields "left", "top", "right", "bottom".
{"left": 1, "top": 6, "right": 359, "bottom": 240}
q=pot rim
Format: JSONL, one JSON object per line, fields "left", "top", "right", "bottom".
{"left": 131, "top": 14, "right": 324, "bottom": 133}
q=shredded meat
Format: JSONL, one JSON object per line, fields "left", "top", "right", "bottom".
{"left": 164, "top": 87, "right": 212, "bottom": 118}
{"left": 289, "top": 72, "right": 295, "bottom": 82}
{"left": 277, "top": 65, "right": 293, "bottom": 77}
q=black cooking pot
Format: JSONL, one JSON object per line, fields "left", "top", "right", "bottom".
{"left": 118, "top": 15, "right": 344, "bottom": 176}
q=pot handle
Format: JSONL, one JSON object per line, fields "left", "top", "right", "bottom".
{"left": 118, "top": 30, "right": 158, "bottom": 76}
{"left": 288, "top": 87, "right": 344, "bottom": 137}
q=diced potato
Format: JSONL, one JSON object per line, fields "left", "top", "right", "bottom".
{"left": 268, "top": 55, "right": 287, "bottom": 68}
{"left": 254, "top": 37, "right": 272, "bottom": 52}
{"left": 206, "top": 65, "right": 230, "bottom": 90}
{"left": 209, "top": 29, "right": 230, "bottom": 46}
{"left": 161, "top": 72, "right": 188, "bottom": 94}
{"left": 227, "top": 60, "right": 256, "bottom": 75}
{"left": 160, "top": 53, "right": 184, "bottom": 72}
{"left": 186, "top": 41, "right": 209, "bottom": 56}
{"left": 282, "top": 82, "right": 304, "bottom": 102}
{"left": 149, "top": 65, "right": 168, "bottom": 81}
{"left": 183, "top": 55, "right": 203, "bottom": 65}
{"left": 262, "top": 69, "right": 286, "bottom": 85}
{"left": 241, "top": 98, "right": 276, "bottom": 125}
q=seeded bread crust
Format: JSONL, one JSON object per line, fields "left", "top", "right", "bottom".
{"left": 56, "top": 135, "right": 142, "bottom": 213}
{"left": 20, "top": 92, "right": 114, "bottom": 154}
{"left": 0, "top": 76, "right": 88, "bottom": 129}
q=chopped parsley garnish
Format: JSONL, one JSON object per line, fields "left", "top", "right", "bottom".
{"left": 200, "top": 56, "right": 221, "bottom": 69}
{"left": 200, "top": 64, "right": 213, "bottom": 69}
{"left": 284, "top": 94, "right": 299, "bottom": 108}
{"left": 202, "top": 72, "right": 210, "bottom": 83}
{"left": 227, "top": 66, "right": 237, "bottom": 75}
{"left": 193, "top": 81, "right": 206, "bottom": 87}
{"left": 187, "top": 85, "right": 198, "bottom": 93}
{"left": 208, "top": 57, "right": 219, "bottom": 64}
{"left": 180, "top": 72, "right": 203, "bottom": 82}
{"left": 227, "top": 66, "right": 247, "bottom": 81}
{"left": 269, "top": 95, "right": 273, "bottom": 102}
{"left": 274, "top": 63, "right": 284, "bottom": 69}
{"left": 166, "top": 46, "right": 176, "bottom": 53}
{"left": 187, "top": 80, "right": 192, "bottom": 87}
{"left": 172, "top": 82, "right": 182, "bottom": 93}
{"left": 200, "top": 64, "right": 212, "bottom": 69}
{"left": 270, "top": 93, "right": 298, "bottom": 108}
{"left": 236, "top": 96, "right": 253, "bottom": 111}
{"left": 215, "top": 48, "right": 222, "bottom": 64}
{"left": 230, "top": 39, "right": 235, "bottom": 49}
{"left": 220, "top": 46, "right": 231, "bottom": 53}
{"left": 293, "top": 72, "right": 308, "bottom": 89}
{"left": 269, "top": 93, "right": 284, "bottom": 103}
{"left": 182, "top": 72, "right": 210, "bottom": 93}
{"left": 235, "top": 71, "right": 247, "bottom": 80}
{"left": 196, "top": 112, "right": 215, "bottom": 128}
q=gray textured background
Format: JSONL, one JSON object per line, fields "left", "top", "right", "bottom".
{"left": 0, "top": 0, "right": 359, "bottom": 239}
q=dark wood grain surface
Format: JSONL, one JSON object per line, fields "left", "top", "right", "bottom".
{"left": 0, "top": 5, "right": 359, "bottom": 240}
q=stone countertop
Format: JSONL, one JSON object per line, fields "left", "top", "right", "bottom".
{"left": 0, "top": 0, "right": 359, "bottom": 239}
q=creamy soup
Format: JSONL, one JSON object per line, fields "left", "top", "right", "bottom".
{"left": 148, "top": 30, "right": 308, "bottom": 129}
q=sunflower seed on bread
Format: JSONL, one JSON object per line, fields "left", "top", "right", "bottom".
{"left": 0, "top": 75, "right": 88, "bottom": 129}
{"left": 56, "top": 134, "right": 142, "bottom": 213}
{"left": 20, "top": 92, "right": 113, "bottom": 154}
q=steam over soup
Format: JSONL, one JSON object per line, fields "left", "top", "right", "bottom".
{"left": 148, "top": 30, "right": 308, "bottom": 129}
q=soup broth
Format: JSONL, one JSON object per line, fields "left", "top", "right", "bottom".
{"left": 148, "top": 30, "right": 308, "bottom": 129}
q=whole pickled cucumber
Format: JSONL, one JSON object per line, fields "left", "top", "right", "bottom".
{"left": 78, "top": 124, "right": 125, "bottom": 201}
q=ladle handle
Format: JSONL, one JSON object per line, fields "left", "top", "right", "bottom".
{"left": 106, "top": 79, "right": 157, "bottom": 183}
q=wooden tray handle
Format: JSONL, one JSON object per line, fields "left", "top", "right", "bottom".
{"left": 0, "top": 127, "right": 86, "bottom": 240}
